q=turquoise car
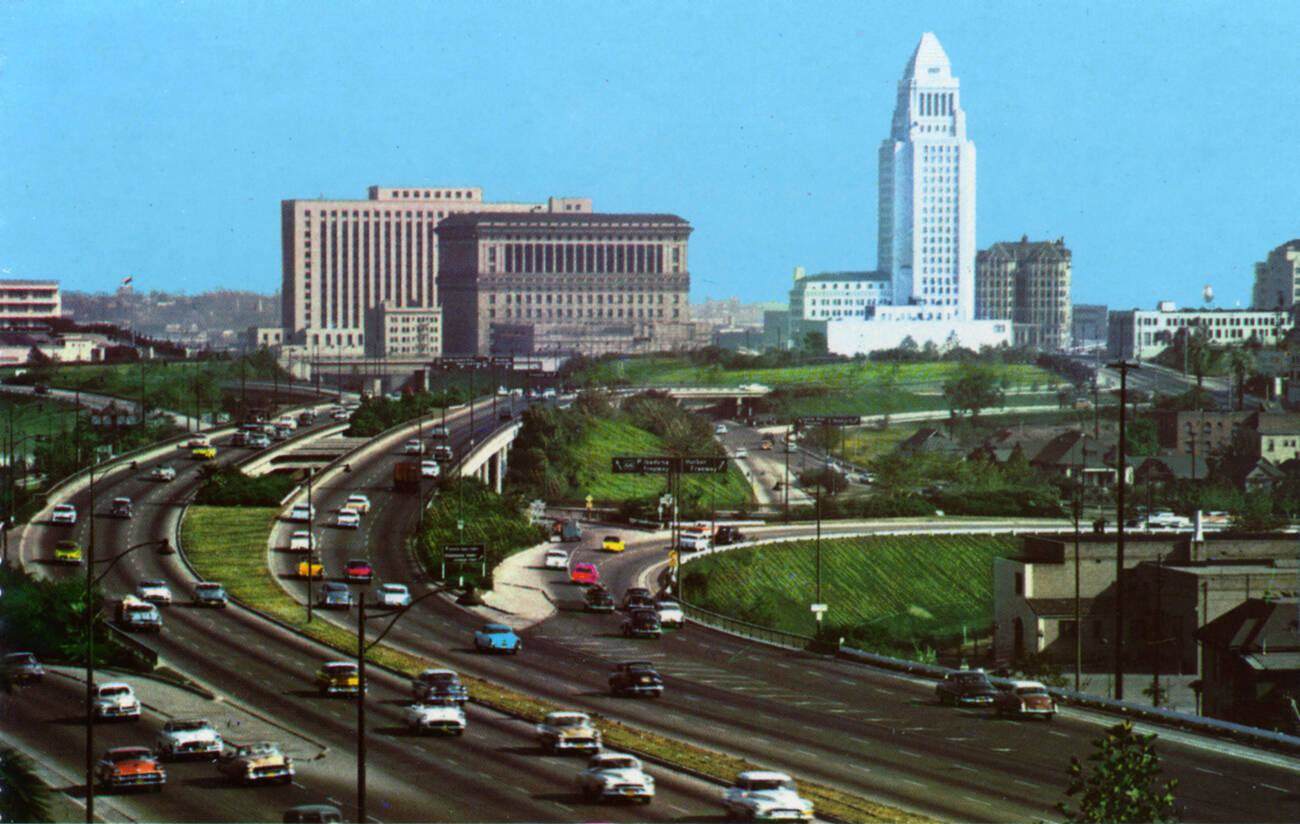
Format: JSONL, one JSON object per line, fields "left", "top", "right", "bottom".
{"left": 474, "top": 623, "right": 521, "bottom": 654}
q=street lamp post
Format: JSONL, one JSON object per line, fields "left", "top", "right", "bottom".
{"left": 306, "top": 468, "right": 315, "bottom": 623}
{"left": 1106, "top": 359, "right": 1139, "bottom": 701}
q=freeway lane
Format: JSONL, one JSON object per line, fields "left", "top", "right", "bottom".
{"left": 19, "top": 420, "right": 724, "bottom": 822}
{"left": 293, "top": 403, "right": 1300, "bottom": 823}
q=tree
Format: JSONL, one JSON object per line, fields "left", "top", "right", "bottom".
{"left": 942, "top": 362, "right": 1006, "bottom": 421}
{"left": 1058, "top": 721, "right": 1179, "bottom": 823}
{"left": 1225, "top": 348, "right": 1254, "bottom": 411}
{"left": 0, "top": 747, "right": 52, "bottom": 823}
{"left": 800, "top": 330, "right": 827, "bottom": 355}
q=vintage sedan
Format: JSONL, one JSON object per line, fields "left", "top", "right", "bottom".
{"left": 404, "top": 697, "right": 466, "bottom": 735}
{"left": 96, "top": 747, "right": 166, "bottom": 792}
{"left": 217, "top": 742, "right": 294, "bottom": 785}
{"left": 411, "top": 669, "right": 469, "bottom": 704}
{"left": 335, "top": 508, "right": 361, "bottom": 529}
{"left": 2, "top": 652, "right": 45, "bottom": 684}
{"left": 288, "top": 531, "right": 316, "bottom": 552}
{"left": 992, "top": 680, "right": 1057, "bottom": 720}
{"left": 297, "top": 555, "right": 325, "bottom": 579}
{"left": 935, "top": 670, "right": 998, "bottom": 707}
{"left": 543, "top": 548, "right": 569, "bottom": 570}
{"left": 584, "top": 586, "right": 616, "bottom": 613}
{"left": 722, "top": 771, "right": 813, "bottom": 821}
{"left": 317, "top": 582, "right": 353, "bottom": 610}
{"left": 601, "top": 535, "right": 626, "bottom": 553}
{"left": 570, "top": 562, "right": 600, "bottom": 586}
{"left": 621, "top": 608, "right": 662, "bottom": 639}
{"left": 377, "top": 583, "right": 411, "bottom": 607}
{"left": 150, "top": 465, "right": 177, "bottom": 482}
{"left": 473, "top": 623, "right": 521, "bottom": 654}
{"left": 193, "top": 582, "right": 228, "bottom": 607}
{"left": 53, "top": 540, "right": 83, "bottom": 564}
{"left": 608, "top": 661, "right": 664, "bottom": 698}
{"left": 655, "top": 599, "right": 685, "bottom": 628}
{"left": 136, "top": 579, "right": 173, "bottom": 606}
{"left": 535, "top": 711, "right": 601, "bottom": 755}
{"left": 50, "top": 503, "right": 78, "bottom": 526}
{"left": 315, "top": 661, "right": 362, "bottom": 697}
{"left": 575, "top": 753, "right": 654, "bottom": 803}
{"left": 344, "top": 494, "right": 371, "bottom": 515}
{"left": 344, "top": 559, "right": 373, "bottom": 583}
{"left": 155, "top": 718, "right": 223, "bottom": 760}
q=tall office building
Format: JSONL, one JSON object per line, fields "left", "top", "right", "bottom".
{"left": 279, "top": 186, "right": 591, "bottom": 355}
{"left": 1252, "top": 239, "right": 1300, "bottom": 312}
{"left": 976, "top": 237, "right": 1073, "bottom": 351}
{"left": 877, "top": 32, "right": 976, "bottom": 321}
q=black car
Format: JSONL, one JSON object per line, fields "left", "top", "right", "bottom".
{"left": 498, "top": 409, "right": 512, "bottom": 422}
{"left": 714, "top": 526, "right": 745, "bottom": 545}
{"left": 2, "top": 652, "right": 45, "bottom": 684}
{"left": 609, "top": 661, "right": 664, "bottom": 697}
{"left": 584, "top": 587, "right": 616, "bottom": 613}
{"left": 621, "top": 608, "right": 662, "bottom": 639}
{"left": 935, "top": 670, "right": 998, "bottom": 707}
{"left": 620, "top": 587, "right": 652, "bottom": 611}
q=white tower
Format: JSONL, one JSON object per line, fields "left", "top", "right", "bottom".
{"left": 877, "top": 32, "right": 976, "bottom": 320}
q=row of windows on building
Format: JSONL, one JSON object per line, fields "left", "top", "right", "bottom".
{"left": 300, "top": 220, "right": 436, "bottom": 327}
{"left": 492, "top": 307, "right": 680, "bottom": 321}
{"left": 803, "top": 282, "right": 885, "bottom": 291}
{"left": 487, "top": 243, "right": 680, "bottom": 275}
{"left": 490, "top": 292, "right": 681, "bottom": 306}
{"left": 1139, "top": 315, "right": 1285, "bottom": 328}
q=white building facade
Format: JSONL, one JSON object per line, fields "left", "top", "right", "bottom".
{"left": 1107, "top": 301, "right": 1294, "bottom": 361}
{"left": 788, "top": 268, "right": 890, "bottom": 321}
{"left": 878, "top": 32, "right": 977, "bottom": 321}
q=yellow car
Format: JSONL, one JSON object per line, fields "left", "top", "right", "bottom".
{"left": 53, "top": 540, "right": 83, "bottom": 564}
{"left": 601, "top": 535, "right": 625, "bottom": 553}
{"left": 314, "top": 661, "right": 361, "bottom": 697}
{"left": 192, "top": 446, "right": 217, "bottom": 461}
{"left": 297, "top": 556, "right": 324, "bottom": 579}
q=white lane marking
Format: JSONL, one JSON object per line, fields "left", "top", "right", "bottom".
{"left": 963, "top": 795, "right": 992, "bottom": 806}
{"left": 555, "top": 802, "right": 575, "bottom": 812}
{"left": 1013, "top": 779, "right": 1037, "bottom": 788}
{"left": 670, "top": 804, "right": 688, "bottom": 814}
{"left": 898, "top": 749, "right": 921, "bottom": 759}
{"left": 951, "top": 763, "right": 977, "bottom": 772}
{"left": 899, "top": 778, "right": 925, "bottom": 788}
{"left": 1195, "top": 766, "right": 1223, "bottom": 776}
{"left": 1047, "top": 730, "right": 1070, "bottom": 738}
{"left": 1260, "top": 783, "right": 1288, "bottom": 793}
{"left": 839, "top": 678, "right": 856, "bottom": 685}
{"left": 793, "top": 748, "right": 817, "bottom": 758}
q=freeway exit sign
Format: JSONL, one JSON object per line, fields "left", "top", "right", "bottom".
{"left": 612, "top": 456, "right": 730, "bottom": 474}
{"left": 795, "top": 415, "right": 861, "bottom": 427}
{"left": 443, "top": 544, "right": 485, "bottom": 563}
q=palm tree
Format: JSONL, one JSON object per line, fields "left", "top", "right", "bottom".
{"left": 0, "top": 745, "right": 53, "bottom": 823}
{"left": 1225, "top": 348, "right": 1254, "bottom": 411}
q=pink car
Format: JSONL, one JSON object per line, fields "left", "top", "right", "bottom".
{"left": 570, "top": 562, "right": 600, "bottom": 586}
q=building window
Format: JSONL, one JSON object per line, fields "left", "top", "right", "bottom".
{"left": 1014, "top": 573, "right": 1024, "bottom": 596}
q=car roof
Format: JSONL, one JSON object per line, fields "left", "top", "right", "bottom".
{"left": 381, "top": 583, "right": 407, "bottom": 591}
{"left": 54, "top": 503, "right": 75, "bottom": 509}
{"left": 347, "top": 558, "right": 370, "bottom": 565}
{"left": 322, "top": 661, "right": 355, "bottom": 669}
{"left": 141, "top": 579, "right": 166, "bottom": 586}
{"left": 419, "top": 668, "right": 456, "bottom": 677}
{"left": 546, "top": 711, "right": 589, "bottom": 721}
{"left": 108, "top": 746, "right": 152, "bottom": 755}
{"left": 98, "top": 681, "right": 132, "bottom": 690}
{"left": 481, "top": 623, "right": 512, "bottom": 631}
{"left": 196, "top": 581, "right": 222, "bottom": 588}
{"left": 738, "top": 770, "right": 793, "bottom": 781}
{"left": 620, "top": 660, "right": 656, "bottom": 669}
{"left": 1009, "top": 680, "right": 1048, "bottom": 690}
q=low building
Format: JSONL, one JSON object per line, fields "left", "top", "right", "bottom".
{"left": 826, "top": 316, "right": 1011, "bottom": 356}
{"left": 789, "top": 268, "right": 891, "bottom": 322}
{"left": 1133, "top": 454, "right": 1209, "bottom": 484}
{"left": 1072, "top": 304, "right": 1108, "bottom": 350}
{"left": 1249, "top": 412, "right": 1300, "bottom": 463}
{"left": 245, "top": 327, "right": 284, "bottom": 349}
{"left": 1107, "top": 301, "right": 1293, "bottom": 361}
{"left": 363, "top": 302, "right": 440, "bottom": 359}
{"left": 1153, "top": 409, "right": 1254, "bottom": 455}
{"left": 897, "top": 427, "right": 962, "bottom": 456}
{"left": 712, "top": 326, "right": 763, "bottom": 353}
{"left": 1196, "top": 597, "right": 1300, "bottom": 733}
{"left": 0, "top": 280, "right": 61, "bottom": 328}
{"left": 89, "top": 402, "right": 139, "bottom": 429}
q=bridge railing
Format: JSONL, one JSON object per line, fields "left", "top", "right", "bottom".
{"left": 677, "top": 600, "right": 813, "bottom": 651}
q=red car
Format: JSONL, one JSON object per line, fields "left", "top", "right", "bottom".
{"left": 344, "top": 559, "right": 374, "bottom": 583}
{"left": 570, "top": 562, "right": 600, "bottom": 586}
{"left": 992, "top": 680, "right": 1057, "bottom": 720}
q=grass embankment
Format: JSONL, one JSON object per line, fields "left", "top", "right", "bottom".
{"left": 0, "top": 396, "right": 81, "bottom": 446}
{"left": 416, "top": 478, "right": 548, "bottom": 589}
{"left": 181, "top": 505, "right": 927, "bottom": 823}
{"left": 683, "top": 534, "right": 1018, "bottom": 657}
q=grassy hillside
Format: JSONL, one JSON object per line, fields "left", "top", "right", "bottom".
{"left": 682, "top": 533, "right": 1018, "bottom": 656}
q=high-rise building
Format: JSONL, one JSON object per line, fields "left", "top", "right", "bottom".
{"left": 877, "top": 32, "right": 976, "bottom": 321}
{"left": 1251, "top": 239, "right": 1300, "bottom": 312}
{"left": 279, "top": 187, "right": 591, "bottom": 355}
{"left": 436, "top": 212, "right": 694, "bottom": 357}
{"left": 976, "top": 237, "right": 1073, "bottom": 351}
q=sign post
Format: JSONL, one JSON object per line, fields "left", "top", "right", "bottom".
{"left": 442, "top": 544, "right": 486, "bottom": 582}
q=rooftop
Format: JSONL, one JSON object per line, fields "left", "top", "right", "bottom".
{"left": 438, "top": 211, "right": 688, "bottom": 229}
{"left": 798, "top": 270, "right": 891, "bottom": 284}
{"left": 902, "top": 32, "right": 953, "bottom": 83}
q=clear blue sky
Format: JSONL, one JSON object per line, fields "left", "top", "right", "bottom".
{"left": 3, "top": 1, "right": 1297, "bottom": 310}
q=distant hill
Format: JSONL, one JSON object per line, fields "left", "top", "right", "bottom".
{"left": 63, "top": 288, "right": 279, "bottom": 348}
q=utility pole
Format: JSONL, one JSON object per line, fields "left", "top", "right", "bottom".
{"left": 783, "top": 424, "right": 790, "bottom": 521}
{"left": 83, "top": 462, "right": 96, "bottom": 824}
{"left": 356, "top": 594, "right": 368, "bottom": 823}
{"left": 1107, "top": 359, "right": 1138, "bottom": 701}
{"left": 306, "top": 469, "right": 315, "bottom": 623}
{"left": 1073, "top": 444, "right": 1084, "bottom": 693}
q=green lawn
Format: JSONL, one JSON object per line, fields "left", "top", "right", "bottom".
{"left": 840, "top": 425, "right": 922, "bottom": 465}
{"left": 0, "top": 395, "right": 81, "bottom": 454}
{"left": 683, "top": 534, "right": 1019, "bottom": 655}
{"left": 572, "top": 417, "right": 752, "bottom": 508}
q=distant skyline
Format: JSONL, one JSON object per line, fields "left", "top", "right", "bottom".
{"left": 3, "top": 1, "right": 1298, "bottom": 310}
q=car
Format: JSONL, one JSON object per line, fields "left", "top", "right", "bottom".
{"left": 608, "top": 661, "right": 664, "bottom": 698}
{"left": 191, "top": 446, "right": 217, "bottom": 460}
{"left": 714, "top": 525, "right": 745, "bottom": 546}
{"left": 155, "top": 718, "right": 223, "bottom": 760}
{"left": 420, "top": 459, "right": 440, "bottom": 478}
{"left": 601, "top": 535, "right": 625, "bottom": 552}
{"left": 542, "top": 388, "right": 557, "bottom": 400}
{"left": 570, "top": 562, "right": 600, "bottom": 586}
{"left": 186, "top": 434, "right": 211, "bottom": 449}
{"left": 335, "top": 508, "right": 361, "bottom": 529}
{"left": 525, "top": 388, "right": 539, "bottom": 400}
{"left": 315, "top": 661, "right": 362, "bottom": 697}
{"left": 622, "top": 608, "right": 662, "bottom": 639}
{"left": 277, "top": 416, "right": 298, "bottom": 431}
{"left": 92, "top": 681, "right": 142, "bottom": 720}
{"left": 992, "top": 680, "right": 1057, "bottom": 720}
{"left": 576, "top": 752, "right": 655, "bottom": 803}
{"left": 297, "top": 555, "right": 324, "bottom": 579}
{"left": 543, "top": 548, "right": 569, "bottom": 570}
{"left": 232, "top": 431, "right": 249, "bottom": 447}
{"left": 535, "top": 711, "right": 601, "bottom": 754}
{"left": 50, "top": 503, "right": 77, "bottom": 525}
{"left": 935, "top": 669, "right": 998, "bottom": 707}
{"left": 552, "top": 519, "right": 583, "bottom": 542}
{"left": 217, "top": 742, "right": 294, "bottom": 785}
{"left": 117, "top": 596, "right": 163, "bottom": 632}
{"left": 53, "top": 539, "right": 83, "bottom": 564}
{"left": 2, "top": 652, "right": 45, "bottom": 684}
{"left": 433, "top": 445, "right": 454, "bottom": 462}
{"left": 403, "top": 438, "right": 424, "bottom": 456}
{"left": 109, "top": 497, "right": 134, "bottom": 519}
{"left": 761, "top": 439, "right": 774, "bottom": 451}
{"left": 297, "top": 411, "right": 316, "bottom": 426}
{"left": 411, "top": 669, "right": 469, "bottom": 704}
{"left": 272, "top": 425, "right": 292, "bottom": 441}
{"left": 498, "top": 409, "right": 512, "bottom": 421}
{"left": 404, "top": 697, "right": 467, "bottom": 735}
{"left": 150, "top": 465, "right": 177, "bottom": 482}
{"left": 715, "top": 423, "right": 728, "bottom": 435}
{"left": 473, "top": 623, "right": 521, "bottom": 654}
{"left": 288, "top": 531, "right": 316, "bottom": 552}
{"left": 620, "top": 587, "right": 653, "bottom": 611}
{"left": 722, "top": 771, "right": 814, "bottom": 821}
{"left": 655, "top": 599, "right": 684, "bottom": 628}
{"left": 192, "top": 582, "right": 228, "bottom": 608}
{"left": 510, "top": 388, "right": 524, "bottom": 398}
{"left": 137, "top": 579, "right": 173, "bottom": 605}
{"left": 331, "top": 408, "right": 350, "bottom": 422}
{"left": 584, "top": 586, "right": 616, "bottom": 613}
{"left": 377, "top": 583, "right": 411, "bottom": 607}
{"left": 735, "top": 448, "right": 749, "bottom": 459}
{"left": 678, "top": 527, "right": 712, "bottom": 552}
{"left": 344, "top": 494, "right": 371, "bottom": 515}
{"left": 344, "top": 559, "right": 373, "bottom": 582}
{"left": 248, "top": 433, "right": 272, "bottom": 449}
{"left": 318, "top": 581, "right": 353, "bottom": 609}
{"left": 288, "top": 502, "right": 316, "bottom": 523}
{"left": 283, "top": 805, "right": 343, "bottom": 824}
{"left": 95, "top": 746, "right": 166, "bottom": 792}
{"left": 429, "top": 424, "right": 449, "bottom": 439}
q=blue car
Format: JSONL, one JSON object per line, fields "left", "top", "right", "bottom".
{"left": 474, "top": 623, "right": 521, "bottom": 654}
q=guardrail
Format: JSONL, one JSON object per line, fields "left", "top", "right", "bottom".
{"left": 678, "top": 601, "right": 813, "bottom": 651}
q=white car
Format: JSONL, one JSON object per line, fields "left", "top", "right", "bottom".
{"left": 137, "top": 579, "right": 173, "bottom": 606}
{"left": 715, "top": 423, "right": 728, "bottom": 435}
{"left": 345, "top": 494, "right": 371, "bottom": 515}
{"left": 429, "top": 425, "right": 449, "bottom": 439}
{"left": 288, "top": 503, "right": 315, "bottom": 523}
{"left": 543, "top": 549, "right": 569, "bottom": 570}
{"left": 497, "top": 386, "right": 510, "bottom": 396}
{"left": 51, "top": 503, "right": 77, "bottom": 525}
{"left": 510, "top": 388, "right": 524, "bottom": 398}
{"left": 288, "top": 531, "right": 315, "bottom": 552}
{"left": 655, "top": 600, "right": 685, "bottom": 628}
{"left": 734, "top": 448, "right": 749, "bottom": 459}
{"left": 420, "top": 460, "right": 440, "bottom": 478}
{"left": 277, "top": 416, "right": 298, "bottom": 431}
{"left": 536, "top": 711, "right": 601, "bottom": 754}
{"left": 403, "top": 439, "right": 424, "bottom": 456}
{"left": 575, "top": 753, "right": 655, "bottom": 803}
{"left": 377, "top": 583, "right": 411, "bottom": 607}
{"left": 150, "top": 465, "right": 177, "bottom": 482}
{"left": 331, "top": 408, "right": 350, "bottom": 421}
{"left": 186, "top": 434, "right": 211, "bottom": 449}
{"left": 156, "top": 718, "right": 223, "bottom": 760}
{"left": 723, "top": 771, "right": 814, "bottom": 821}
{"left": 336, "top": 508, "right": 361, "bottom": 529}
{"left": 404, "top": 698, "right": 466, "bottom": 735}
{"left": 93, "top": 682, "right": 142, "bottom": 721}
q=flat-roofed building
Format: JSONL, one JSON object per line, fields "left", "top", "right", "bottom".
{"left": 436, "top": 211, "right": 693, "bottom": 357}
{"left": 0, "top": 280, "right": 61, "bottom": 328}
{"left": 1108, "top": 301, "right": 1293, "bottom": 361}
{"left": 364, "top": 302, "right": 440, "bottom": 359}
{"left": 975, "top": 237, "right": 1072, "bottom": 351}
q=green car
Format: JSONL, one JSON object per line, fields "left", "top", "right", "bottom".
{"left": 54, "top": 540, "right": 83, "bottom": 564}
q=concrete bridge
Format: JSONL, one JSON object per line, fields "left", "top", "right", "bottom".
{"left": 454, "top": 420, "right": 523, "bottom": 494}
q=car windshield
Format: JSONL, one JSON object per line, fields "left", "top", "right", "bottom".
{"left": 242, "top": 743, "right": 280, "bottom": 757}
{"left": 324, "top": 664, "right": 355, "bottom": 674}
{"left": 55, "top": 505, "right": 74, "bottom": 512}
{"left": 423, "top": 672, "right": 457, "bottom": 685}
{"left": 596, "top": 757, "right": 639, "bottom": 770}
{"left": 197, "top": 584, "right": 222, "bottom": 593}
{"left": 482, "top": 626, "right": 510, "bottom": 635}
{"left": 100, "top": 686, "right": 129, "bottom": 698}
{"left": 382, "top": 585, "right": 406, "bottom": 594}
{"left": 1017, "top": 686, "right": 1049, "bottom": 696}
{"left": 605, "top": 536, "right": 619, "bottom": 542}
{"left": 168, "top": 720, "right": 210, "bottom": 732}
{"left": 746, "top": 778, "right": 795, "bottom": 792}
{"left": 109, "top": 748, "right": 151, "bottom": 761}
{"left": 142, "top": 580, "right": 165, "bottom": 588}
{"left": 324, "top": 583, "right": 346, "bottom": 592}
{"left": 550, "top": 715, "right": 587, "bottom": 727}
{"left": 657, "top": 601, "right": 679, "bottom": 609}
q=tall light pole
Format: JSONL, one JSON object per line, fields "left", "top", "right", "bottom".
{"left": 83, "top": 461, "right": 96, "bottom": 824}
{"left": 306, "top": 468, "right": 315, "bottom": 623}
{"left": 1107, "top": 359, "right": 1138, "bottom": 701}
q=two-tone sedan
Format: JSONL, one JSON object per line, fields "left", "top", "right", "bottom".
{"left": 193, "top": 582, "right": 228, "bottom": 607}
{"left": 344, "top": 494, "right": 371, "bottom": 515}
{"left": 335, "top": 508, "right": 361, "bottom": 529}
{"left": 155, "top": 718, "right": 223, "bottom": 760}
{"left": 992, "top": 680, "right": 1057, "bottom": 720}
{"left": 935, "top": 670, "right": 998, "bottom": 708}
{"left": 411, "top": 669, "right": 469, "bottom": 704}
{"left": 50, "top": 503, "right": 78, "bottom": 526}
{"left": 95, "top": 747, "right": 166, "bottom": 793}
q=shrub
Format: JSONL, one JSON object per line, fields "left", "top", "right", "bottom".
{"left": 195, "top": 466, "right": 298, "bottom": 507}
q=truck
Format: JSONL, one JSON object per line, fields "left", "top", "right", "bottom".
{"left": 551, "top": 519, "right": 583, "bottom": 542}
{"left": 393, "top": 460, "right": 422, "bottom": 492}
